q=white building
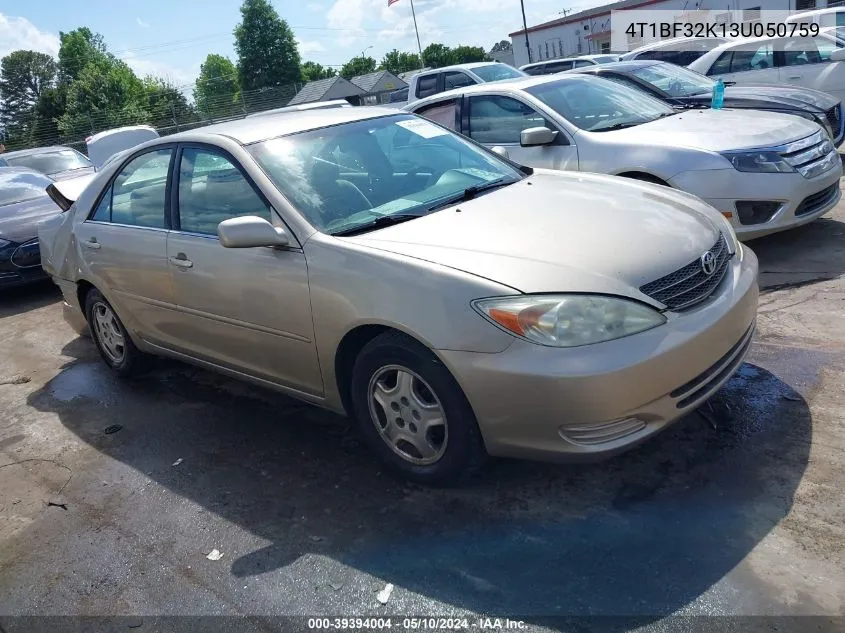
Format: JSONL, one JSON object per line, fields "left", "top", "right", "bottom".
{"left": 509, "top": 0, "right": 825, "bottom": 68}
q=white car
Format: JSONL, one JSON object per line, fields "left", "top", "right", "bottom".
{"left": 520, "top": 54, "right": 620, "bottom": 76}
{"left": 405, "top": 74, "right": 842, "bottom": 240}
{"left": 620, "top": 36, "right": 732, "bottom": 66}
{"left": 687, "top": 34, "right": 845, "bottom": 102}
{"left": 785, "top": 8, "right": 845, "bottom": 28}
{"left": 407, "top": 62, "right": 525, "bottom": 104}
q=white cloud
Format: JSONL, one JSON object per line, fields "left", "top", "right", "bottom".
{"left": 0, "top": 12, "right": 60, "bottom": 59}
{"left": 121, "top": 53, "right": 198, "bottom": 92}
{"left": 306, "top": 2, "right": 323, "bottom": 11}
{"left": 297, "top": 39, "right": 326, "bottom": 55}
{"left": 136, "top": 17, "right": 149, "bottom": 28}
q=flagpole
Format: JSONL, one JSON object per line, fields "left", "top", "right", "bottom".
{"left": 409, "top": 0, "right": 425, "bottom": 68}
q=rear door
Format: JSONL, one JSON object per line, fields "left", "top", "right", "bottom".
{"left": 73, "top": 147, "right": 178, "bottom": 346}
{"left": 778, "top": 35, "right": 845, "bottom": 102}
{"left": 165, "top": 144, "right": 322, "bottom": 394}
{"left": 464, "top": 93, "right": 578, "bottom": 170}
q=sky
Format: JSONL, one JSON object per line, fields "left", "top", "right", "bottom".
{"left": 0, "top": 0, "right": 587, "bottom": 91}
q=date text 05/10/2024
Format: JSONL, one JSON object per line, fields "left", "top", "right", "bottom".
{"left": 307, "top": 618, "right": 527, "bottom": 630}
{"left": 624, "top": 21, "right": 820, "bottom": 39}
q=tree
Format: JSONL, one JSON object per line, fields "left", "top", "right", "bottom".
{"left": 30, "top": 86, "right": 64, "bottom": 147}
{"left": 451, "top": 45, "right": 489, "bottom": 64}
{"left": 234, "top": 0, "right": 301, "bottom": 90}
{"left": 143, "top": 77, "right": 194, "bottom": 131}
{"left": 193, "top": 54, "right": 241, "bottom": 119}
{"left": 59, "top": 55, "right": 147, "bottom": 138}
{"left": 490, "top": 40, "right": 512, "bottom": 53}
{"left": 379, "top": 49, "right": 421, "bottom": 75}
{"left": 0, "top": 50, "right": 57, "bottom": 148}
{"left": 301, "top": 61, "right": 336, "bottom": 82}
{"left": 421, "top": 43, "right": 453, "bottom": 68}
{"left": 58, "top": 27, "right": 107, "bottom": 85}
{"left": 339, "top": 56, "right": 376, "bottom": 79}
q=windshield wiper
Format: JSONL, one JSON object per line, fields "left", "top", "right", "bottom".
{"left": 426, "top": 178, "right": 512, "bottom": 212}
{"left": 593, "top": 121, "right": 639, "bottom": 132}
{"left": 331, "top": 213, "right": 425, "bottom": 237}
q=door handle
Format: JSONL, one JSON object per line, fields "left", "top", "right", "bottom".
{"left": 169, "top": 255, "right": 193, "bottom": 269}
{"left": 786, "top": 75, "right": 802, "bottom": 80}
{"left": 84, "top": 238, "right": 101, "bottom": 250}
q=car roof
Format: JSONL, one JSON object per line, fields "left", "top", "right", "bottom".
{"left": 416, "top": 61, "right": 507, "bottom": 75}
{"left": 626, "top": 35, "right": 729, "bottom": 54}
{"left": 572, "top": 59, "right": 658, "bottom": 72}
{"left": 164, "top": 106, "right": 405, "bottom": 145}
{"left": 406, "top": 73, "right": 596, "bottom": 107}
{"left": 0, "top": 145, "right": 78, "bottom": 159}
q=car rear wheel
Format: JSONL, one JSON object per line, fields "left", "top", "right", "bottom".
{"left": 350, "top": 331, "right": 486, "bottom": 486}
{"left": 84, "top": 288, "right": 148, "bottom": 377}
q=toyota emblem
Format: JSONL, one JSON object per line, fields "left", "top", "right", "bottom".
{"left": 700, "top": 250, "right": 717, "bottom": 276}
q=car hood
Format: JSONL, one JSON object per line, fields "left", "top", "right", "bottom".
{"left": 348, "top": 170, "right": 723, "bottom": 298}
{"left": 604, "top": 108, "right": 821, "bottom": 151}
{"left": 0, "top": 196, "right": 62, "bottom": 244}
{"left": 682, "top": 84, "right": 838, "bottom": 112}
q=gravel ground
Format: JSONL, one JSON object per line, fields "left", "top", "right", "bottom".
{"left": 0, "top": 192, "right": 843, "bottom": 632}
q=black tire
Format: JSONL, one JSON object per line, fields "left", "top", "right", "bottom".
{"left": 84, "top": 288, "right": 149, "bottom": 377}
{"left": 350, "top": 331, "right": 487, "bottom": 486}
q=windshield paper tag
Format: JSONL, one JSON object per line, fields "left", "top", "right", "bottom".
{"left": 396, "top": 119, "right": 449, "bottom": 138}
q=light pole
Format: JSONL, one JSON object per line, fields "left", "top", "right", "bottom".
{"left": 520, "top": 0, "right": 532, "bottom": 64}
{"left": 361, "top": 45, "right": 373, "bottom": 61}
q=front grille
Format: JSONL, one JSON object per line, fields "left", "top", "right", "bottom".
{"left": 795, "top": 183, "right": 840, "bottom": 217}
{"left": 639, "top": 233, "right": 732, "bottom": 311}
{"left": 778, "top": 129, "right": 838, "bottom": 179}
{"left": 825, "top": 104, "right": 841, "bottom": 141}
{"left": 671, "top": 323, "right": 755, "bottom": 409}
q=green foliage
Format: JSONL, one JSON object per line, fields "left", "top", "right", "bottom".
{"left": 58, "top": 27, "right": 107, "bottom": 85}
{"left": 143, "top": 77, "right": 195, "bottom": 131}
{"left": 194, "top": 54, "right": 241, "bottom": 119}
{"left": 30, "top": 86, "right": 64, "bottom": 146}
{"left": 491, "top": 40, "right": 512, "bottom": 53}
{"left": 379, "top": 49, "right": 421, "bottom": 75}
{"left": 301, "top": 61, "right": 337, "bottom": 82}
{"left": 421, "top": 43, "right": 491, "bottom": 68}
{"left": 451, "top": 45, "right": 489, "bottom": 64}
{"left": 339, "top": 56, "right": 377, "bottom": 80}
{"left": 0, "top": 50, "right": 57, "bottom": 148}
{"left": 234, "top": 0, "right": 301, "bottom": 90}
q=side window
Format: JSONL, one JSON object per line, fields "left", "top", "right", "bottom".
{"left": 177, "top": 148, "right": 270, "bottom": 236}
{"left": 547, "top": 61, "right": 573, "bottom": 73}
{"left": 93, "top": 149, "right": 172, "bottom": 228}
{"left": 604, "top": 74, "right": 650, "bottom": 93}
{"left": 468, "top": 95, "right": 551, "bottom": 144}
{"left": 444, "top": 72, "right": 475, "bottom": 90}
{"left": 572, "top": 59, "right": 594, "bottom": 68}
{"left": 414, "top": 100, "right": 458, "bottom": 130}
{"left": 728, "top": 43, "right": 774, "bottom": 72}
{"left": 416, "top": 74, "right": 439, "bottom": 98}
{"left": 783, "top": 36, "right": 841, "bottom": 65}
{"left": 708, "top": 51, "right": 733, "bottom": 75}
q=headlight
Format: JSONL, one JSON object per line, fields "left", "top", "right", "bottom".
{"left": 472, "top": 294, "right": 666, "bottom": 348}
{"left": 721, "top": 151, "right": 794, "bottom": 174}
{"left": 709, "top": 210, "right": 739, "bottom": 253}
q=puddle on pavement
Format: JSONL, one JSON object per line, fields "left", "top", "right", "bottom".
{"left": 49, "top": 362, "right": 117, "bottom": 404}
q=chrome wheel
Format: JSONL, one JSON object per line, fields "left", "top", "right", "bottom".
{"left": 91, "top": 301, "right": 126, "bottom": 364}
{"left": 367, "top": 365, "right": 448, "bottom": 465}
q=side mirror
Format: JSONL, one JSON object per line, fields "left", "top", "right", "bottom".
{"left": 520, "top": 126, "right": 558, "bottom": 147}
{"left": 217, "top": 216, "right": 290, "bottom": 248}
{"left": 491, "top": 146, "right": 510, "bottom": 159}
{"left": 830, "top": 48, "right": 845, "bottom": 62}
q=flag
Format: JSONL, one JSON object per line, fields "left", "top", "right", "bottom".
{"left": 388, "top": 0, "right": 401, "bottom": 5}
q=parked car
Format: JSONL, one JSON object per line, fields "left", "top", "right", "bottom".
{"left": 687, "top": 34, "right": 845, "bottom": 103}
{"left": 407, "top": 62, "right": 526, "bottom": 103}
{"left": 520, "top": 54, "right": 621, "bottom": 76}
{"left": 0, "top": 146, "right": 95, "bottom": 181}
{"left": 247, "top": 100, "right": 352, "bottom": 117}
{"left": 388, "top": 87, "right": 409, "bottom": 103}
{"left": 569, "top": 60, "right": 844, "bottom": 146}
{"left": 39, "top": 108, "right": 757, "bottom": 484}
{"left": 0, "top": 167, "right": 63, "bottom": 288}
{"left": 785, "top": 7, "right": 845, "bottom": 28}
{"left": 86, "top": 125, "right": 160, "bottom": 169}
{"left": 405, "top": 74, "right": 842, "bottom": 240}
{"left": 620, "top": 36, "right": 731, "bottom": 66}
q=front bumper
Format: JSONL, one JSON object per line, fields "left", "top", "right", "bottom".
{"left": 0, "top": 240, "right": 48, "bottom": 289}
{"left": 438, "top": 248, "right": 759, "bottom": 462}
{"left": 669, "top": 163, "right": 841, "bottom": 241}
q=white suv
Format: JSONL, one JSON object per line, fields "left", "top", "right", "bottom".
{"left": 407, "top": 62, "right": 525, "bottom": 104}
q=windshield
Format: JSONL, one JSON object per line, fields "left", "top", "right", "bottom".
{"left": 472, "top": 64, "right": 525, "bottom": 82}
{"left": 6, "top": 149, "right": 92, "bottom": 175}
{"left": 525, "top": 76, "right": 675, "bottom": 131}
{"left": 248, "top": 114, "right": 522, "bottom": 235}
{"left": 0, "top": 170, "right": 52, "bottom": 206}
{"left": 630, "top": 63, "right": 714, "bottom": 97}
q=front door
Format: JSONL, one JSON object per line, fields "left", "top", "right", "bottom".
{"left": 165, "top": 145, "right": 322, "bottom": 395}
{"left": 464, "top": 94, "right": 578, "bottom": 171}
{"left": 708, "top": 41, "right": 781, "bottom": 85}
{"left": 73, "top": 147, "right": 178, "bottom": 346}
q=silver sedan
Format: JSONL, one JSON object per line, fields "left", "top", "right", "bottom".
{"left": 40, "top": 108, "right": 758, "bottom": 485}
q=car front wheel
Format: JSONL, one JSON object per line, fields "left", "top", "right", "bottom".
{"left": 350, "top": 332, "right": 486, "bottom": 486}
